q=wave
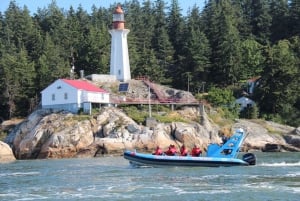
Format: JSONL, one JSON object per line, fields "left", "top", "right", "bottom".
{"left": 0, "top": 171, "right": 40, "bottom": 177}
{"left": 258, "top": 161, "right": 300, "bottom": 167}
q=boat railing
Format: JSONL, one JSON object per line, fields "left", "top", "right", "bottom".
{"left": 207, "top": 128, "right": 246, "bottom": 158}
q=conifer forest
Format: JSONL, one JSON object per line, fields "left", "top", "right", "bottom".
{"left": 0, "top": 0, "right": 299, "bottom": 126}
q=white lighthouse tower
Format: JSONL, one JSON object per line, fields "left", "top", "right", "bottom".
{"left": 109, "top": 5, "right": 131, "bottom": 82}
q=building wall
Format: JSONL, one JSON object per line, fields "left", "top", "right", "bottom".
{"left": 235, "top": 97, "right": 255, "bottom": 111}
{"left": 81, "top": 91, "right": 110, "bottom": 103}
{"left": 41, "top": 80, "right": 79, "bottom": 106}
{"left": 41, "top": 79, "right": 110, "bottom": 114}
{"left": 42, "top": 103, "right": 79, "bottom": 113}
{"left": 86, "top": 74, "right": 117, "bottom": 82}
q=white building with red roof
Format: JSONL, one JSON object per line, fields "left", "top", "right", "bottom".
{"left": 41, "top": 79, "right": 109, "bottom": 114}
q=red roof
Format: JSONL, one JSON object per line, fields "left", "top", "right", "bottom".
{"left": 61, "top": 79, "right": 107, "bottom": 93}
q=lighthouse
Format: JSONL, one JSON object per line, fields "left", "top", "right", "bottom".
{"left": 109, "top": 5, "right": 131, "bottom": 82}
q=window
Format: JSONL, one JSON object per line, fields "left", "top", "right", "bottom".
{"left": 52, "top": 94, "right": 55, "bottom": 101}
{"left": 64, "top": 93, "right": 68, "bottom": 100}
{"left": 118, "top": 69, "right": 121, "bottom": 75}
{"left": 101, "top": 94, "right": 104, "bottom": 100}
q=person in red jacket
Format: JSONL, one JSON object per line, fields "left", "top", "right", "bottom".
{"left": 164, "top": 144, "right": 177, "bottom": 156}
{"left": 191, "top": 144, "right": 202, "bottom": 157}
{"left": 180, "top": 144, "right": 188, "bottom": 156}
{"left": 152, "top": 146, "right": 163, "bottom": 155}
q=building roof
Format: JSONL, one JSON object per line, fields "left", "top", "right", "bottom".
{"left": 114, "top": 5, "right": 124, "bottom": 14}
{"left": 61, "top": 79, "right": 107, "bottom": 93}
{"left": 247, "top": 76, "right": 261, "bottom": 83}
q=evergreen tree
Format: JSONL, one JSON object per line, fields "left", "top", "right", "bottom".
{"left": 236, "top": 0, "right": 253, "bottom": 40}
{"left": 183, "top": 5, "right": 211, "bottom": 92}
{"left": 152, "top": 0, "right": 174, "bottom": 84}
{"left": 256, "top": 40, "right": 298, "bottom": 119}
{"left": 89, "top": 6, "right": 111, "bottom": 75}
{"left": 240, "top": 39, "right": 264, "bottom": 80}
{"left": 123, "top": 0, "right": 143, "bottom": 78}
{"left": 205, "top": 0, "right": 242, "bottom": 86}
{"left": 269, "top": 0, "right": 289, "bottom": 43}
{"left": 3, "top": 2, "right": 34, "bottom": 49}
{"left": 0, "top": 47, "right": 36, "bottom": 117}
{"left": 249, "top": 0, "right": 272, "bottom": 45}
{"left": 289, "top": 0, "right": 300, "bottom": 37}
{"left": 167, "top": 0, "right": 185, "bottom": 89}
{"left": 35, "top": 33, "right": 69, "bottom": 91}
{"left": 0, "top": 0, "right": 299, "bottom": 125}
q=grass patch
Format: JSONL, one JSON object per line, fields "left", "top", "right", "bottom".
{"left": 208, "top": 107, "right": 234, "bottom": 127}
{"left": 122, "top": 106, "right": 149, "bottom": 124}
{"left": 153, "top": 112, "right": 188, "bottom": 123}
{"left": 121, "top": 105, "right": 191, "bottom": 124}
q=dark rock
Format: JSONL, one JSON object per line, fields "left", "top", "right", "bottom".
{"left": 127, "top": 124, "right": 140, "bottom": 133}
{"left": 262, "top": 143, "right": 281, "bottom": 152}
{"left": 284, "top": 134, "right": 300, "bottom": 148}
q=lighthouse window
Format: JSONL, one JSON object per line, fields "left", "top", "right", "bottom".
{"left": 113, "top": 14, "right": 124, "bottom": 21}
{"left": 118, "top": 70, "right": 121, "bottom": 75}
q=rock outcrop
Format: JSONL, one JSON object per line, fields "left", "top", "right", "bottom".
{"left": 0, "top": 141, "right": 16, "bottom": 162}
{"left": 4, "top": 107, "right": 300, "bottom": 160}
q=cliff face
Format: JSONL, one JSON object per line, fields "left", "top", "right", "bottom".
{"left": 3, "top": 107, "right": 300, "bottom": 160}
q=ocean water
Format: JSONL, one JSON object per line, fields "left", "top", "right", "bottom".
{"left": 0, "top": 152, "right": 299, "bottom": 201}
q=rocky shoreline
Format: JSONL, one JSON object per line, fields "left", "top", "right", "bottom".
{"left": 1, "top": 107, "right": 300, "bottom": 162}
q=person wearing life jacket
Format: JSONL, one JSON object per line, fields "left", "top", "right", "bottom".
{"left": 191, "top": 144, "right": 202, "bottom": 157}
{"left": 222, "top": 135, "right": 229, "bottom": 144}
{"left": 164, "top": 144, "right": 177, "bottom": 156}
{"left": 152, "top": 146, "right": 163, "bottom": 155}
{"left": 180, "top": 144, "right": 188, "bottom": 156}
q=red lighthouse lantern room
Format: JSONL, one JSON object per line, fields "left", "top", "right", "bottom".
{"left": 113, "top": 5, "right": 125, "bottom": 30}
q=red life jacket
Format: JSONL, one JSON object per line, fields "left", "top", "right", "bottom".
{"left": 191, "top": 147, "right": 202, "bottom": 156}
{"left": 180, "top": 147, "right": 188, "bottom": 156}
{"left": 153, "top": 148, "right": 163, "bottom": 155}
{"left": 165, "top": 146, "right": 177, "bottom": 156}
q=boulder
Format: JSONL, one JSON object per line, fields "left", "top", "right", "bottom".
{"left": 284, "top": 134, "right": 300, "bottom": 148}
{"left": 4, "top": 107, "right": 300, "bottom": 160}
{"left": 262, "top": 143, "right": 282, "bottom": 152}
{"left": 7, "top": 110, "right": 94, "bottom": 159}
{"left": 0, "top": 141, "right": 16, "bottom": 162}
{"left": 234, "top": 119, "right": 289, "bottom": 151}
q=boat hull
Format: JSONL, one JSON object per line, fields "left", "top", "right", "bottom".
{"left": 124, "top": 150, "right": 249, "bottom": 167}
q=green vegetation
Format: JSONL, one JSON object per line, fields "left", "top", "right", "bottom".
{"left": 0, "top": 130, "right": 7, "bottom": 141}
{"left": 121, "top": 106, "right": 148, "bottom": 124}
{"left": 121, "top": 105, "right": 189, "bottom": 124}
{"left": 208, "top": 107, "right": 235, "bottom": 128}
{"left": 0, "top": 0, "right": 299, "bottom": 127}
{"left": 153, "top": 112, "right": 189, "bottom": 123}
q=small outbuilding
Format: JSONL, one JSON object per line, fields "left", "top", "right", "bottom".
{"left": 235, "top": 97, "right": 255, "bottom": 111}
{"left": 41, "top": 79, "right": 109, "bottom": 114}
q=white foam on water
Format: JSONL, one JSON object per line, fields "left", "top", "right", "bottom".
{"left": 258, "top": 161, "right": 300, "bottom": 167}
{"left": 0, "top": 193, "right": 48, "bottom": 201}
{"left": 0, "top": 171, "right": 40, "bottom": 177}
{"left": 0, "top": 193, "right": 18, "bottom": 198}
{"left": 286, "top": 171, "right": 300, "bottom": 177}
{"left": 244, "top": 182, "right": 275, "bottom": 190}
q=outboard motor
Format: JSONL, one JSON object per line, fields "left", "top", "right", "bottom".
{"left": 242, "top": 153, "right": 256, "bottom": 165}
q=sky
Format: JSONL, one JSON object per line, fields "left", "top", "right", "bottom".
{"left": 0, "top": 0, "right": 205, "bottom": 15}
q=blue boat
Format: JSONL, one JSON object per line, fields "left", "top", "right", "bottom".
{"left": 123, "top": 128, "right": 256, "bottom": 167}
